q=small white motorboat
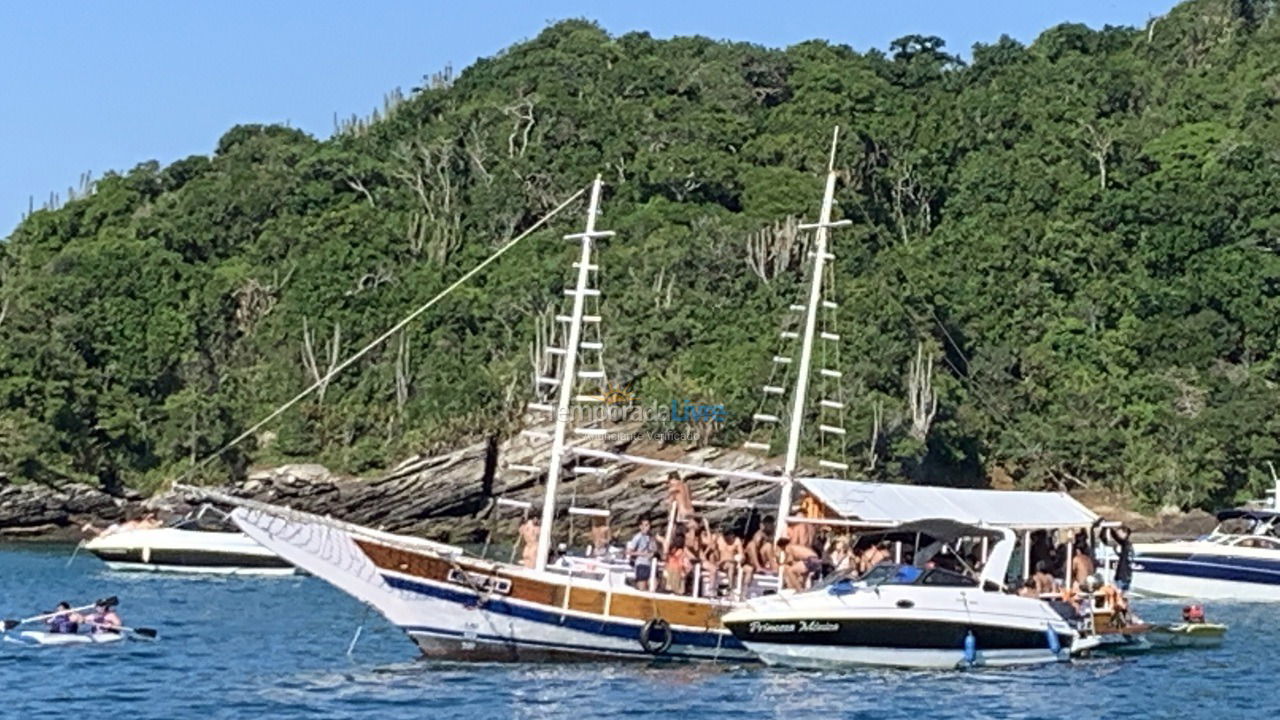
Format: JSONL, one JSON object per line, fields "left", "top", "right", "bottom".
{"left": 86, "top": 509, "right": 297, "bottom": 576}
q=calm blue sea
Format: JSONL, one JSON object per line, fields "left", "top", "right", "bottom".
{"left": 0, "top": 542, "right": 1274, "bottom": 720}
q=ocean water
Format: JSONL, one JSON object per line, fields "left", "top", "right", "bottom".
{"left": 0, "top": 542, "right": 1274, "bottom": 720}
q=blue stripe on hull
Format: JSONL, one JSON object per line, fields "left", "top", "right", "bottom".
{"left": 1135, "top": 556, "right": 1280, "bottom": 585}
{"left": 381, "top": 574, "right": 748, "bottom": 652}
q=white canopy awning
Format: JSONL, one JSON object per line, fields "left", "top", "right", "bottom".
{"left": 797, "top": 477, "right": 1097, "bottom": 530}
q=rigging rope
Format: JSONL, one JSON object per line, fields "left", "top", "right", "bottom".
{"left": 170, "top": 184, "right": 589, "bottom": 489}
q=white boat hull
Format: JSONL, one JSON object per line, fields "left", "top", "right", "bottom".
{"left": 1130, "top": 541, "right": 1280, "bottom": 601}
{"left": 6, "top": 631, "right": 125, "bottom": 646}
{"left": 723, "top": 582, "right": 1079, "bottom": 670}
{"left": 231, "top": 507, "right": 755, "bottom": 663}
{"left": 86, "top": 527, "right": 297, "bottom": 576}
{"left": 747, "top": 643, "right": 1065, "bottom": 670}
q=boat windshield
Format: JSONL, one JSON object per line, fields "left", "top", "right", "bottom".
{"left": 823, "top": 562, "right": 978, "bottom": 590}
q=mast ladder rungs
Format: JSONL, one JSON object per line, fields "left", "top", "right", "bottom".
{"left": 772, "top": 356, "right": 792, "bottom": 364}
{"left": 807, "top": 251, "right": 836, "bottom": 261}
{"left": 578, "top": 369, "right": 605, "bottom": 379}
{"left": 572, "top": 262, "right": 599, "bottom": 271}
{"left": 521, "top": 430, "right": 552, "bottom": 440}
{"left": 753, "top": 413, "right": 780, "bottom": 423}
{"left": 574, "top": 394, "right": 603, "bottom": 403}
{"left": 580, "top": 341, "right": 604, "bottom": 351}
{"left": 573, "top": 427, "right": 609, "bottom": 437}
{"left": 819, "top": 399, "right": 845, "bottom": 409}
{"left": 743, "top": 441, "right": 771, "bottom": 451}
{"left": 536, "top": 376, "right": 561, "bottom": 386}
{"left": 780, "top": 331, "right": 799, "bottom": 339}
{"left": 564, "top": 288, "right": 601, "bottom": 297}
{"left": 819, "top": 368, "right": 843, "bottom": 378}
{"left": 544, "top": 347, "right": 566, "bottom": 356}
{"left": 820, "top": 332, "right": 841, "bottom": 341}
{"left": 762, "top": 385, "right": 785, "bottom": 395}
{"left": 507, "top": 463, "right": 542, "bottom": 474}
{"left": 527, "top": 402, "right": 554, "bottom": 413}
{"left": 798, "top": 219, "right": 853, "bottom": 231}
{"left": 567, "top": 506, "right": 611, "bottom": 517}
{"left": 573, "top": 467, "right": 610, "bottom": 476}
{"left": 557, "top": 314, "right": 601, "bottom": 323}
{"left": 563, "top": 230, "right": 617, "bottom": 241}
{"left": 818, "top": 424, "right": 847, "bottom": 436}
{"left": 789, "top": 304, "right": 807, "bottom": 312}
{"left": 496, "top": 498, "right": 533, "bottom": 509}
{"left": 822, "top": 300, "right": 839, "bottom": 310}
{"left": 818, "top": 459, "right": 850, "bottom": 471}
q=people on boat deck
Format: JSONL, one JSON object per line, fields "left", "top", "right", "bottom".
{"left": 88, "top": 600, "right": 122, "bottom": 634}
{"left": 1102, "top": 525, "right": 1134, "bottom": 591}
{"left": 827, "top": 537, "right": 855, "bottom": 574}
{"left": 744, "top": 516, "right": 777, "bottom": 574}
{"left": 81, "top": 512, "right": 165, "bottom": 538}
{"left": 518, "top": 518, "right": 541, "bottom": 568}
{"left": 1032, "top": 561, "right": 1057, "bottom": 595}
{"left": 666, "top": 472, "right": 695, "bottom": 522}
{"left": 588, "top": 516, "right": 612, "bottom": 558}
{"left": 716, "top": 529, "right": 751, "bottom": 597}
{"left": 626, "top": 518, "right": 658, "bottom": 591}
{"left": 45, "top": 602, "right": 82, "bottom": 634}
{"left": 663, "top": 536, "right": 692, "bottom": 594}
{"left": 1071, "top": 534, "right": 1096, "bottom": 589}
{"left": 1017, "top": 579, "right": 1039, "bottom": 598}
{"left": 776, "top": 538, "right": 821, "bottom": 591}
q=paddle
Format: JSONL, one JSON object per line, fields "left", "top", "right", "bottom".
{"left": 1, "top": 597, "right": 117, "bottom": 631}
{"left": 90, "top": 623, "right": 158, "bottom": 639}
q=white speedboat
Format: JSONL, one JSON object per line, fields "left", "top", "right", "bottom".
{"left": 86, "top": 526, "right": 296, "bottom": 575}
{"left": 1129, "top": 508, "right": 1280, "bottom": 600}
{"left": 722, "top": 520, "right": 1090, "bottom": 669}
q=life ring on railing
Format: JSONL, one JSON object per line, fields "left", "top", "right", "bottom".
{"left": 638, "top": 618, "right": 673, "bottom": 655}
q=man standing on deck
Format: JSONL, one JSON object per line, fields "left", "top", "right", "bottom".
{"left": 625, "top": 518, "right": 657, "bottom": 591}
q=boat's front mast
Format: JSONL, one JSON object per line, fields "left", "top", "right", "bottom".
{"left": 534, "top": 176, "right": 609, "bottom": 571}
{"left": 776, "top": 129, "right": 847, "bottom": 541}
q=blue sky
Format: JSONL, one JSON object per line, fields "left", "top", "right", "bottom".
{"left": 0, "top": 1, "right": 1179, "bottom": 237}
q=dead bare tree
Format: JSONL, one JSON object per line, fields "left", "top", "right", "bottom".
{"left": 503, "top": 99, "right": 536, "bottom": 158}
{"left": 302, "top": 317, "right": 341, "bottom": 402}
{"left": 651, "top": 267, "right": 676, "bottom": 310}
{"left": 346, "top": 178, "right": 376, "bottom": 206}
{"left": 889, "top": 159, "right": 933, "bottom": 244}
{"left": 1080, "top": 122, "right": 1115, "bottom": 190}
{"left": 744, "top": 216, "right": 809, "bottom": 283}
{"left": 865, "top": 399, "right": 883, "bottom": 471}
{"left": 907, "top": 343, "right": 938, "bottom": 442}
{"left": 392, "top": 139, "right": 462, "bottom": 264}
{"left": 394, "top": 329, "right": 411, "bottom": 413}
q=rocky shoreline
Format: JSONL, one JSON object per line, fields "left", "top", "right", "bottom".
{"left": 0, "top": 430, "right": 1218, "bottom": 544}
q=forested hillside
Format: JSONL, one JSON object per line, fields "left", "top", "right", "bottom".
{"left": 2, "top": 0, "right": 1278, "bottom": 508}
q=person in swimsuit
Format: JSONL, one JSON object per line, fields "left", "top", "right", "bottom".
{"left": 588, "top": 515, "right": 612, "bottom": 558}
{"left": 666, "top": 472, "right": 695, "bottom": 522}
{"left": 518, "top": 518, "right": 541, "bottom": 568}
{"left": 663, "top": 536, "right": 692, "bottom": 594}
{"left": 776, "top": 538, "right": 821, "bottom": 591}
{"left": 626, "top": 518, "right": 658, "bottom": 591}
{"left": 716, "top": 529, "right": 751, "bottom": 598}
{"left": 88, "top": 600, "right": 122, "bottom": 634}
{"left": 45, "top": 602, "right": 82, "bottom": 634}
{"left": 1032, "top": 560, "right": 1057, "bottom": 595}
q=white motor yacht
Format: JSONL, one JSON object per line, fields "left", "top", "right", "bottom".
{"left": 85, "top": 508, "right": 297, "bottom": 576}
{"left": 722, "top": 519, "right": 1093, "bottom": 669}
{"left": 1129, "top": 508, "right": 1280, "bottom": 601}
